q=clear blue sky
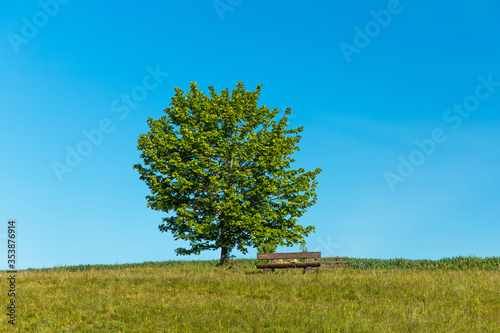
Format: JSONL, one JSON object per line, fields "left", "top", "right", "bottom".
{"left": 1, "top": 1, "right": 499, "bottom": 270}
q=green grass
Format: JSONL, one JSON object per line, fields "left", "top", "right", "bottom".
{"left": 2, "top": 257, "right": 499, "bottom": 332}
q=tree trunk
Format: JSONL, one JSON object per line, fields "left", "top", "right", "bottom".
{"left": 220, "top": 246, "right": 228, "bottom": 266}
{"left": 218, "top": 211, "right": 229, "bottom": 266}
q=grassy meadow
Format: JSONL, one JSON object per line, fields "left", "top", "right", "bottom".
{"left": 2, "top": 257, "right": 499, "bottom": 332}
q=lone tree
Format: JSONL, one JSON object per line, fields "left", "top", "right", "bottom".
{"left": 134, "top": 82, "right": 321, "bottom": 266}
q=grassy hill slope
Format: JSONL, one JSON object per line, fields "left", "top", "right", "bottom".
{"left": 3, "top": 257, "right": 499, "bottom": 332}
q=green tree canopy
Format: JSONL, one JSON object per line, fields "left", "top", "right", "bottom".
{"left": 134, "top": 82, "right": 321, "bottom": 266}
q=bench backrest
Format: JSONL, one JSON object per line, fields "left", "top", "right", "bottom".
{"left": 257, "top": 252, "right": 321, "bottom": 260}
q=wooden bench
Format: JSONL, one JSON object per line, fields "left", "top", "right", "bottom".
{"left": 256, "top": 252, "right": 321, "bottom": 274}
{"left": 315, "top": 256, "right": 350, "bottom": 269}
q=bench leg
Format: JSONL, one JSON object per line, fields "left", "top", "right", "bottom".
{"left": 263, "top": 268, "right": 273, "bottom": 274}
{"left": 304, "top": 266, "right": 315, "bottom": 274}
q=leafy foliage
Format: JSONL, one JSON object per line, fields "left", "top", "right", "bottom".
{"left": 257, "top": 242, "right": 277, "bottom": 254}
{"left": 133, "top": 82, "right": 321, "bottom": 264}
